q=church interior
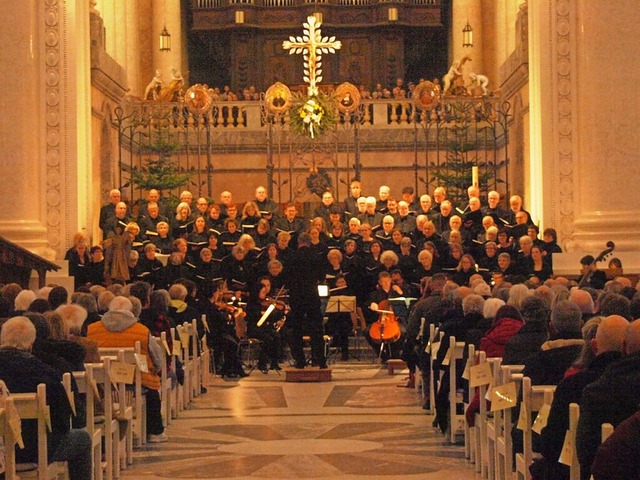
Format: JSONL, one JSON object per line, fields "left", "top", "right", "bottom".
{"left": 1, "top": 1, "right": 640, "bottom": 480}
{"left": 1, "top": 0, "right": 639, "bottom": 262}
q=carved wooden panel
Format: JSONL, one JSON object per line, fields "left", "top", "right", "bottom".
{"left": 339, "top": 37, "right": 371, "bottom": 87}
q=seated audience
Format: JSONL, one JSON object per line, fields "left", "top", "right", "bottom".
{"left": 577, "top": 319, "right": 640, "bottom": 479}
{"left": 87, "top": 296, "right": 167, "bottom": 442}
{"left": 0, "top": 316, "right": 92, "bottom": 479}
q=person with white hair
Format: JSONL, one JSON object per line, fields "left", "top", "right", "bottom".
{"left": 357, "top": 196, "right": 383, "bottom": 230}
{"left": 507, "top": 283, "right": 531, "bottom": 309}
{"left": 55, "top": 304, "right": 100, "bottom": 363}
{"left": 0, "top": 316, "right": 92, "bottom": 479}
{"left": 87, "top": 296, "right": 167, "bottom": 443}
{"left": 482, "top": 297, "right": 505, "bottom": 320}
{"left": 13, "top": 289, "right": 36, "bottom": 314}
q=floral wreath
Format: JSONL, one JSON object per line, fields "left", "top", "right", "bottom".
{"left": 289, "top": 91, "right": 337, "bottom": 139}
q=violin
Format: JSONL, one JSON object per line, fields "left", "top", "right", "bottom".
{"left": 368, "top": 299, "right": 401, "bottom": 344}
{"left": 261, "top": 297, "right": 287, "bottom": 312}
{"left": 257, "top": 286, "right": 289, "bottom": 331}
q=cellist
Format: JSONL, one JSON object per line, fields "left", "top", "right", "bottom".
{"left": 366, "top": 271, "right": 405, "bottom": 361}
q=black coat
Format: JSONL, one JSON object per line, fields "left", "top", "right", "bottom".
{"left": 502, "top": 321, "right": 549, "bottom": 365}
{"left": 0, "top": 348, "right": 73, "bottom": 464}
{"left": 538, "top": 351, "right": 623, "bottom": 480}
{"left": 577, "top": 351, "right": 640, "bottom": 480}
{"left": 284, "top": 245, "right": 324, "bottom": 309}
{"left": 522, "top": 336, "right": 584, "bottom": 386}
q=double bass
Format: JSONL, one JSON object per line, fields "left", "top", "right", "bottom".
{"left": 577, "top": 241, "right": 615, "bottom": 288}
{"left": 368, "top": 299, "right": 401, "bottom": 344}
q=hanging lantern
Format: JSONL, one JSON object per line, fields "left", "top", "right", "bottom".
{"left": 160, "top": 24, "right": 171, "bottom": 52}
{"left": 462, "top": 21, "right": 473, "bottom": 48}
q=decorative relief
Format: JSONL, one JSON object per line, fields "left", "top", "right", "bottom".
{"left": 44, "top": 0, "right": 62, "bottom": 252}
{"left": 555, "top": 0, "right": 575, "bottom": 243}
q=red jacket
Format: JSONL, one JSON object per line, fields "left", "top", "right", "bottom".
{"left": 479, "top": 317, "right": 524, "bottom": 358}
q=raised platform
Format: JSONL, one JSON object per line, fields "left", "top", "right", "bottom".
{"left": 285, "top": 367, "right": 332, "bottom": 383}
{"left": 387, "top": 359, "right": 408, "bottom": 375}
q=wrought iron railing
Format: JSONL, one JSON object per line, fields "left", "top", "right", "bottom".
{"left": 116, "top": 96, "right": 508, "bottom": 206}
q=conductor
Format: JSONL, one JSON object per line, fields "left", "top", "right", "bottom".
{"left": 284, "top": 232, "right": 328, "bottom": 369}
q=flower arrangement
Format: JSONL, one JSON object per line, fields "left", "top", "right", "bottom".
{"left": 289, "top": 91, "right": 336, "bottom": 139}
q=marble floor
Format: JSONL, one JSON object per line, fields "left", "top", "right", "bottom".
{"left": 122, "top": 363, "right": 479, "bottom": 479}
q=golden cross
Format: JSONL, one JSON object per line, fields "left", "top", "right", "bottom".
{"left": 282, "top": 15, "right": 341, "bottom": 97}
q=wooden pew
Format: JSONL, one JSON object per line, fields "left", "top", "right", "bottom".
{"left": 154, "top": 332, "right": 173, "bottom": 428}
{"left": 514, "top": 378, "right": 556, "bottom": 480}
{"left": 90, "top": 359, "right": 121, "bottom": 480}
{"left": 485, "top": 357, "right": 503, "bottom": 480}
{"left": 72, "top": 369, "right": 104, "bottom": 480}
{"left": 446, "top": 336, "right": 467, "bottom": 444}
{"left": 10, "top": 384, "right": 69, "bottom": 480}
{"left": 495, "top": 365, "right": 525, "bottom": 480}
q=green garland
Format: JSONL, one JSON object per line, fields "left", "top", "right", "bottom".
{"left": 289, "top": 91, "right": 337, "bottom": 139}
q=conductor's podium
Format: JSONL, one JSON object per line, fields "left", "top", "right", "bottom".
{"left": 285, "top": 367, "right": 332, "bottom": 382}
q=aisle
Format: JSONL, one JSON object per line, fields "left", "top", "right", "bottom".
{"left": 122, "top": 364, "right": 477, "bottom": 479}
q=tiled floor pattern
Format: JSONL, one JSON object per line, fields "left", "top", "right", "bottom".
{"left": 122, "top": 364, "right": 478, "bottom": 479}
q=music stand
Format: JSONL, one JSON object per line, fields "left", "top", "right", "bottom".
{"left": 325, "top": 296, "right": 357, "bottom": 362}
{"left": 388, "top": 297, "right": 417, "bottom": 321}
{"left": 325, "top": 296, "right": 356, "bottom": 314}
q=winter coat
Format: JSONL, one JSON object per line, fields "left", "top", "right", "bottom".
{"left": 577, "top": 351, "right": 640, "bottom": 480}
{"left": 87, "top": 309, "right": 161, "bottom": 390}
{"left": 502, "top": 320, "right": 549, "bottom": 365}
{"left": 479, "top": 317, "right": 524, "bottom": 358}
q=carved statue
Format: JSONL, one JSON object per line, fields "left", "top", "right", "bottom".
{"left": 157, "top": 67, "right": 185, "bottom": 102}
{"left": 144, "top": 69, "right": 163, "bottom": 101}
{"left": 442, "top": 56, "right": 472, "bottom": 95}
{"left": 467, "top": 73, "right": 490, "bottom": 96}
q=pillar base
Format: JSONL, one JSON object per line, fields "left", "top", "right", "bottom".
{"left": 567, "top": 212, "right": 640, "bottom": 253}
{"left": 0, "top": 220, "right": 56, "bottom": 261}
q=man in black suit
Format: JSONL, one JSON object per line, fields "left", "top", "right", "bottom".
{"left": 99, "top": 188, "right": 124, "bottom": 232}
{"left": 284, "top": 232, "right": 327, "bottom": 369}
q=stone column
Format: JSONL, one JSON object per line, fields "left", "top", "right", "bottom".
{"left": 125, "top": 0, "right": 141, "bottom": 97}
{"left": 451, "top": 0, "right": 483, "bottom": 73}
{"left": 0, "top": 0, "right": 91, "bottom": 260}
{"left": 529, "top": 0, "right": 640, "bottom": 251}
{"left": 0, "top": 0, "right": 52, "bottom": 257}
{"left": 152, "top": 0, "right": 183, "bottom": 85}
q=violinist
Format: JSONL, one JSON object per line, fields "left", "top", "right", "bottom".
{"left": 367, "top": 271, "right": 405, "bottom": 360}
{"left": 245, "top": 278, "right": 283, "bottom": 373}
{"left": 201, "top": 280, "right": 247, "bottom": 378}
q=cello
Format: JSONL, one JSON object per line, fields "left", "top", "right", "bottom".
{"left": 368, "top": 299, "right": 402, "bottom": 344}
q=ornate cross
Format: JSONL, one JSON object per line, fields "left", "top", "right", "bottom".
{"left": 282, "top": 15, "right": 341, "bottom": 97}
